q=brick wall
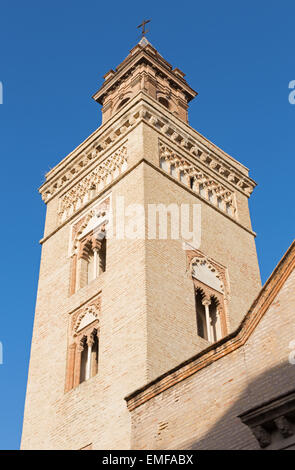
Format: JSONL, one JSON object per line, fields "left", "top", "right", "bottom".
{"left": 128, "top": 261, "right": 295, "bottom": 449}
{"left": 22, "top": 94, "right": 262, "bottom": 450}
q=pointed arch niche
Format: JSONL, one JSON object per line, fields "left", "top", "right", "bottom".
{"left": 65, "top": 297, "right": 101, "bottom": 392}
{"left": 187, "top": 250, "right": 229, "bottom": 343}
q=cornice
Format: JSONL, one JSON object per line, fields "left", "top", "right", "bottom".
{"left": 140, "top": 101, "right": 256, "bottom": 197}
{"left": 58, "top": 143, "right": 127, "bottom": 224}
{"left": 39, "top": 96, "right": 144, "bottom": 203}
{"left": 140, "top": 94, "right": 250, "bottom": 175}
{"left": 125, "top": 241, "right": 295, "bottom": 412}
{"left": 39, "top": 166, "right": 135, "bottom": 245}
{"left": 159, "top": 140, "right": 238, "bottom": 219}
{"left": 40, "top": 157, "right": 257, "bottom": 246}
{"left": 39, "top": 92, "right": 256, "bottom": 206}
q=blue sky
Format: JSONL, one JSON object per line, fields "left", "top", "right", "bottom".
{"left": 0, "top": 0, "right": 294, "bottom": 449}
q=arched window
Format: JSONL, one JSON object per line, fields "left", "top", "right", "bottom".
{"left": 192, "top": 257, "right": 228, "bottom": 343}
{"left": 195, "top": 291, "right": 223, "bottom": 343}
{"left": 158, "top": 96, "right": 169, "bottom": 109}
{"left": 78, "top": 235, "right": 107, "bottom": 289}
{"left": 65, "top": 304, "right": 100, "bottom": 392}
{"left": 117, "top": 97, "right": 130, "bottom": 110}
{"left": 79, "top": 329, "right": 99, "bottom": 385}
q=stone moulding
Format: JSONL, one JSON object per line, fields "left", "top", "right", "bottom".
{"left": 39, "top": 111, "right": 138, "bottom": 204}
{"left": 58, "top": 146, "right": 125, "bottom": 223}
{"left": 70, "top": 295, "right": 101, "bottom": 338}
{"left": 70, "top": 196, "right": 110, "bottom": 255}
{"left": 39, "top": 158, "right": 257, "bottom": 247}
{"left": 139, "top": 101, "right": 256, "bottom": 198}
{"left": 187, "top": 249, "right": 230, "bottom": 300}
{"left": 39, "top": 93, "right": 256, "bottom": 207}
{"left": 73, "top": 306, "right": 99, "bottom": 336}
{"left": 239, "top": 390, "right": 295, "bottom": 449}
{"left": 159, "top": 141, "right": 237, "bottom": 219}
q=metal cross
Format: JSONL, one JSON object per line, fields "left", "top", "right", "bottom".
{"left": 137, "top": 19, "right": 151, "bottom": 37}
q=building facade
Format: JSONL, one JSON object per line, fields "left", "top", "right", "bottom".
{"left": 22, "top": 39, "right": 294, "bottom": 450}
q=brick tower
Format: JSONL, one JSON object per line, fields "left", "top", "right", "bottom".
{"left": 21, "top": 38, "right": 261, "bottom": 449}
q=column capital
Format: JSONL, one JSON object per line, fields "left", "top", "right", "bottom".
{"left": 77, "top": 339, "right": 85, "bottom": 352}
{"left": 87, "top": 336, "right": 95, "bottom": 348}
{"left": 202, "top": 298, "right": 211, "bottom": 307}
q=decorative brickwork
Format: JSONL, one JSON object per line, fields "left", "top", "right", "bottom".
{"left": 58, "top": 145, "right": 126, "bottom": 222}
{"left": 186, "top": 248, "right": 230, "bottom": 299}
{"left": 69, "top": 197, "right": 110, "bottom": 294}
{"left": 71, "top": 196, "right": 110, "bottom": 251}
{"left": 159, "top": 141, "right": 237, "bottom": 218}
{"left": 187, "top": 249, "right": 229, "bottom": 342}
{"left": 39, "top": 101, "right": 256, "bottom": 209}
{"left": 65, "top": 296, "right": 101, "bottom": 392}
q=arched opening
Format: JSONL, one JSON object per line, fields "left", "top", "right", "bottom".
{"left": 91, "top": 333, "right": 99, "bottom": 376}
{"left": 79, "top": 329, "right": 99, "bottom": 385}
{"left": 79, "top": 337, "right": 88, "bottom": 384}
{"left": 78, "top": 235, "right": 107, "bottom": 289}
{"left": 160, "top": 157, "right": 169, "bottom": 172}
{"left": 117, "top": 97, "right": 130, "bottom": 110}
{"left": 99, "top": 237, "right": 106, "bottom": 274}
{"left": 158, "top": 96, "right": 169, "bottom": 109}
{"left": 209, "top": 296, "right": 221, "bottom": 342}
{"left": 195, "top": 288, "right": 207, "bottom": 340}
{"left": 192, "top": 258, "right": 227, "bottom": 342}
{"left": 66, "top": 310, "right": 101, "bottom": 392}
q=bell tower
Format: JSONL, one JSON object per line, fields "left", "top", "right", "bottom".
{"left": 21, "top": 38, "right": 261, "bottom": 450}
{"left": 93, "top": 37, "right": 197, "bottom": 125}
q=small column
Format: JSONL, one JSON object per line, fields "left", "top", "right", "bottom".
{"left": 215, "top": 308, "right": 222, "bottom": 341}
{"left": 202, "top": 299, "right": 212, "bottom": 343}
{"left": 93, "top": 238, "right": 102, "bottom": 276}
{"left": 91, "top": 334, "right": 99, "bottom": 377}
{"left": 86, "top": 336, "right": 94, "bottom": 380}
